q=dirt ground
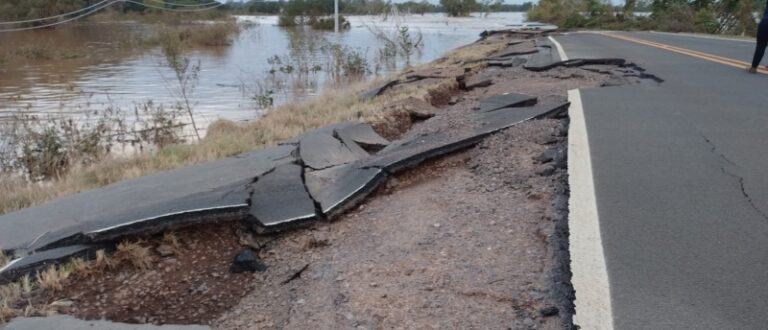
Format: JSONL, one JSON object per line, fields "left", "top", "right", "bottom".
{"left": 33, "top": 34, "right": 645, "bottom": 329}
{"left": 214, "top": 118, "right": 568, "bottom": 330}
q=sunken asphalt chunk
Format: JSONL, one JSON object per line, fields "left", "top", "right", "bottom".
{"left": 247, "top": 163, "right": 318, "bottom": 233}
{"left": 0, "top": 144, "right": 296, "bottom": 254}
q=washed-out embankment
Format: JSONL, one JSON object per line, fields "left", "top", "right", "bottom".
{"left": 0, "top": 29, "right": 662, "bottom": 329}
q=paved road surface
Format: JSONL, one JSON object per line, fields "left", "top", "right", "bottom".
{"left": 558, "top": 32, "right": 768, "bottom": 329}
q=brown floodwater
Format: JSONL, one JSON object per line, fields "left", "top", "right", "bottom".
{"left": 0, "top": 13, "right": 524, "bottom": 129}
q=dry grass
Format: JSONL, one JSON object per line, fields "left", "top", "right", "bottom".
{"left": 162, "top": 232, "right": 182, "bottom": 250}
{"left": 0, "top": 232, "right": 185, "bottom": 323}
{"left": 115, "top": 241, "right": 153, "bottom": 270}
{"left": 0, "top": 242, "right": 157, "bottom": 322}
{"left": 0, "top": 251, "right": 9, "bottom": 269}
{"left": 437, "top": 40, "right": 509, "bottom": 65}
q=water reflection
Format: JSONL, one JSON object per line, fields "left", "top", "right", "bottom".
{"left": 0, "top": 13, "right": 524, "bottom": 126}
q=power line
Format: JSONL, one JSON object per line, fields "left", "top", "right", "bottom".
{"left": 0, "top": 0, "right": 226, "bottom": 33}
{"left": 0, "top": 0, "right": 116, "bottom": 25}
{"left": 0, "top": 0, "right": 120, "bottom": 33}
{"left": 138, "top": 0, "right": 224, "bottom": 7}
{"left": 124, "top": 0, "right": 225, "bottom": 12}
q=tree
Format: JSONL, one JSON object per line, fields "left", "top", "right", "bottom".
{"left": 0, "top": 0, "right": 86, "bottom": 23}
{"left": 440, "top": 0, "right": 478, "bottom": 16}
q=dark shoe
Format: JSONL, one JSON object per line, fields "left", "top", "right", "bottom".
{"left": 747, "top": 66, "right": 758, "bottom": 74}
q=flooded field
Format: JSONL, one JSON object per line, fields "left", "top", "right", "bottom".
{"left": 0, "top": 13, "right": 524, "bottom": 127}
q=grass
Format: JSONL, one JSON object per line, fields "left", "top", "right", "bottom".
{"left": 115, "top": 241, "right": 153, "bottom": 270}
{"left": 438, "top": 40, "right": 510, "bottom": 65}
{"left": 0, "top": 251, "right": 9, "bottom": 269}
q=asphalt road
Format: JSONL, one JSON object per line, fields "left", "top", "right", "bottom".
{"left": 557, "top": 32, "right": 768, "bottom": 329}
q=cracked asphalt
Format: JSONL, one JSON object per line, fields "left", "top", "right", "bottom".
{"left": 556, "top": 32, "right": 768, "bottom": 329}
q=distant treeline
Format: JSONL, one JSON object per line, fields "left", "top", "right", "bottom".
{"left": 529, "top": 0, "right": 765, "bottom": 35}
{"left": 0, "top": 0, "right": 222, "bottom": 21}
{"left": 224, "top": 0, "right": 533, "bottom": 15}
{"left": 0, "top": 0, "right": 531, "bottom": 26}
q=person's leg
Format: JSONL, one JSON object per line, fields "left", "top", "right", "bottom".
{"left": 751, "top": 21, "right": 768, "bottom": 70}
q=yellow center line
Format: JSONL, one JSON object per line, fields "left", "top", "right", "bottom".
{"left": 601, "top": 32, "right": 768, "bottom": 75}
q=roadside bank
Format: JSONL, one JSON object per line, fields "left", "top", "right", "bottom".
{"left": 1, "top": 29, "right": 661, "bottom": 329}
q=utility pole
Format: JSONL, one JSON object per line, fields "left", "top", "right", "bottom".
{"left": 334, "top": 0, "right": 339, "bottom": 32}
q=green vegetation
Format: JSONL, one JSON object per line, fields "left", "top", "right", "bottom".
{"left": 529, "top": 0, "right": 764, "bottom": 35}
{"left": 440, "top": 0, "right": 479, "bottom": 16}
{"left": 277, "top": 0, "right": 352, "bottom": 29}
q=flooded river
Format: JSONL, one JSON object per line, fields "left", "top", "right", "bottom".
{"left": 0, "top": 13, "right": 524, "bottom": 127}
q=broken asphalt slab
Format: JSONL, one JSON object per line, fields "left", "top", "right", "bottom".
{"left": 299, "top": 131, "right": 365, "bottom": 170}
{"left": 0, "top": 244, "right": 104, "bottom": 284}
{"left": 336, "top": 122, "right": 390, "bottom": 150}
{"left": 0, "top": 315, "right": 210, "bottom": 330}
{"left": 364, "top": 101, "right": 569, "bottom": 173}
{"left": 0, "top": 94, "right": 566, "bottom": 282}
{"left": 478, "top": 93, "right": 538, "bottom": 112}
{"left": 358, "top": 79, "right": 399, "bottom": 100}
{"left": 248, "top": 164, "right": 318, "bottom": 233}
{"left": 305, "top": 164, "right": 386, "bottom": 218}
{"left": 489, "top": 48, "right": 539, "bottom": 60}
{"left": 0, "top": 144, "right": 296, "bottom": 254}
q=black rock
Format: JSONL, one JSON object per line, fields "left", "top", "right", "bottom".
{"left": 535, "top": 148, "right": 558, "bottom": 163}
{"left": 540, "top": 306, "right": 560, "bottom": 317}
{"left": 553, "top": 193, "right": 569, "bottom": 213}
{"left": 536, "top": 165, "right": 557, "bottom": 177}
{"left": 552, "top": 148, "right": 567, "bottom": 169}
{"left": 230, "top": 249, "right": 267, "bottom": 273}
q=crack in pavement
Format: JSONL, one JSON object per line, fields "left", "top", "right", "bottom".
{"left": 699, "top": 133, "right": 768, "bottom": 222}
{"left": 295, "top": 143, "right": 328, "bottom": 220}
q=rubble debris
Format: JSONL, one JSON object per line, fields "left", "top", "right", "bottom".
{"left": 230, "top": 249, "right": 267, "bottom": 273}
{"left": 540, "top": 306, "right": 560, "bottom": 317}
{"left": 359, "top": 79, "right": 399, "bottom": 100}
{"left": 336, "top": 122, "right": 391, "bottom": 151}
{"left": 478, "top": 92, "right": 538, "bottom": 112}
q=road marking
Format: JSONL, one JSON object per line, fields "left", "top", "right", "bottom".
{"left": 648, "top": 31, "right": 753, "bottom": 43}
{"left": 568, "top": 89, "right": 615, "bottom": 330}
{"left": 549, "top": 35, "right": 569, "bottom": 61}
{"left": 602, "top": 32, "right": 768, "bottom": 74}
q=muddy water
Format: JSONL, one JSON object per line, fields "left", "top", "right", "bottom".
{"left": 0, "top": 13, "right": 524, "bottom": 127}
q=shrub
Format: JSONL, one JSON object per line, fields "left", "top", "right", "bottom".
{"left": 440, "top": 0, "right": 479, "bottom": 16}
{"left": 310, "top": 15, "right": 351, "bottom": 30}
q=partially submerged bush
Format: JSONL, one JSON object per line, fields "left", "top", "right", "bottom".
{"left": 0, "top": 103, "right": 186, "bottom": 181}
{"left": 310, "top": 15, "right": 351, "bottom": 30}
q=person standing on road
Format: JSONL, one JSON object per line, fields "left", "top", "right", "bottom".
{"left": 749, "top": 1, "right": 768, "bottom": 73}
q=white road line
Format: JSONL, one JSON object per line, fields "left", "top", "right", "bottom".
{"left": 549, "top": 35, "right": 569, "bottom": 61}
{"left": 567, "top": 89, "right": 614, "bottom": 330}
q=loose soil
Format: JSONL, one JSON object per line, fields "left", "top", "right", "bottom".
{"left": 51, "top": 224, "right": 254, "bottom": 325}
{"left": 214, "top": 118, "right": 568, "bottom": 330}
{"left": 31, "top": 33, "right": 649, "bottom": 329}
